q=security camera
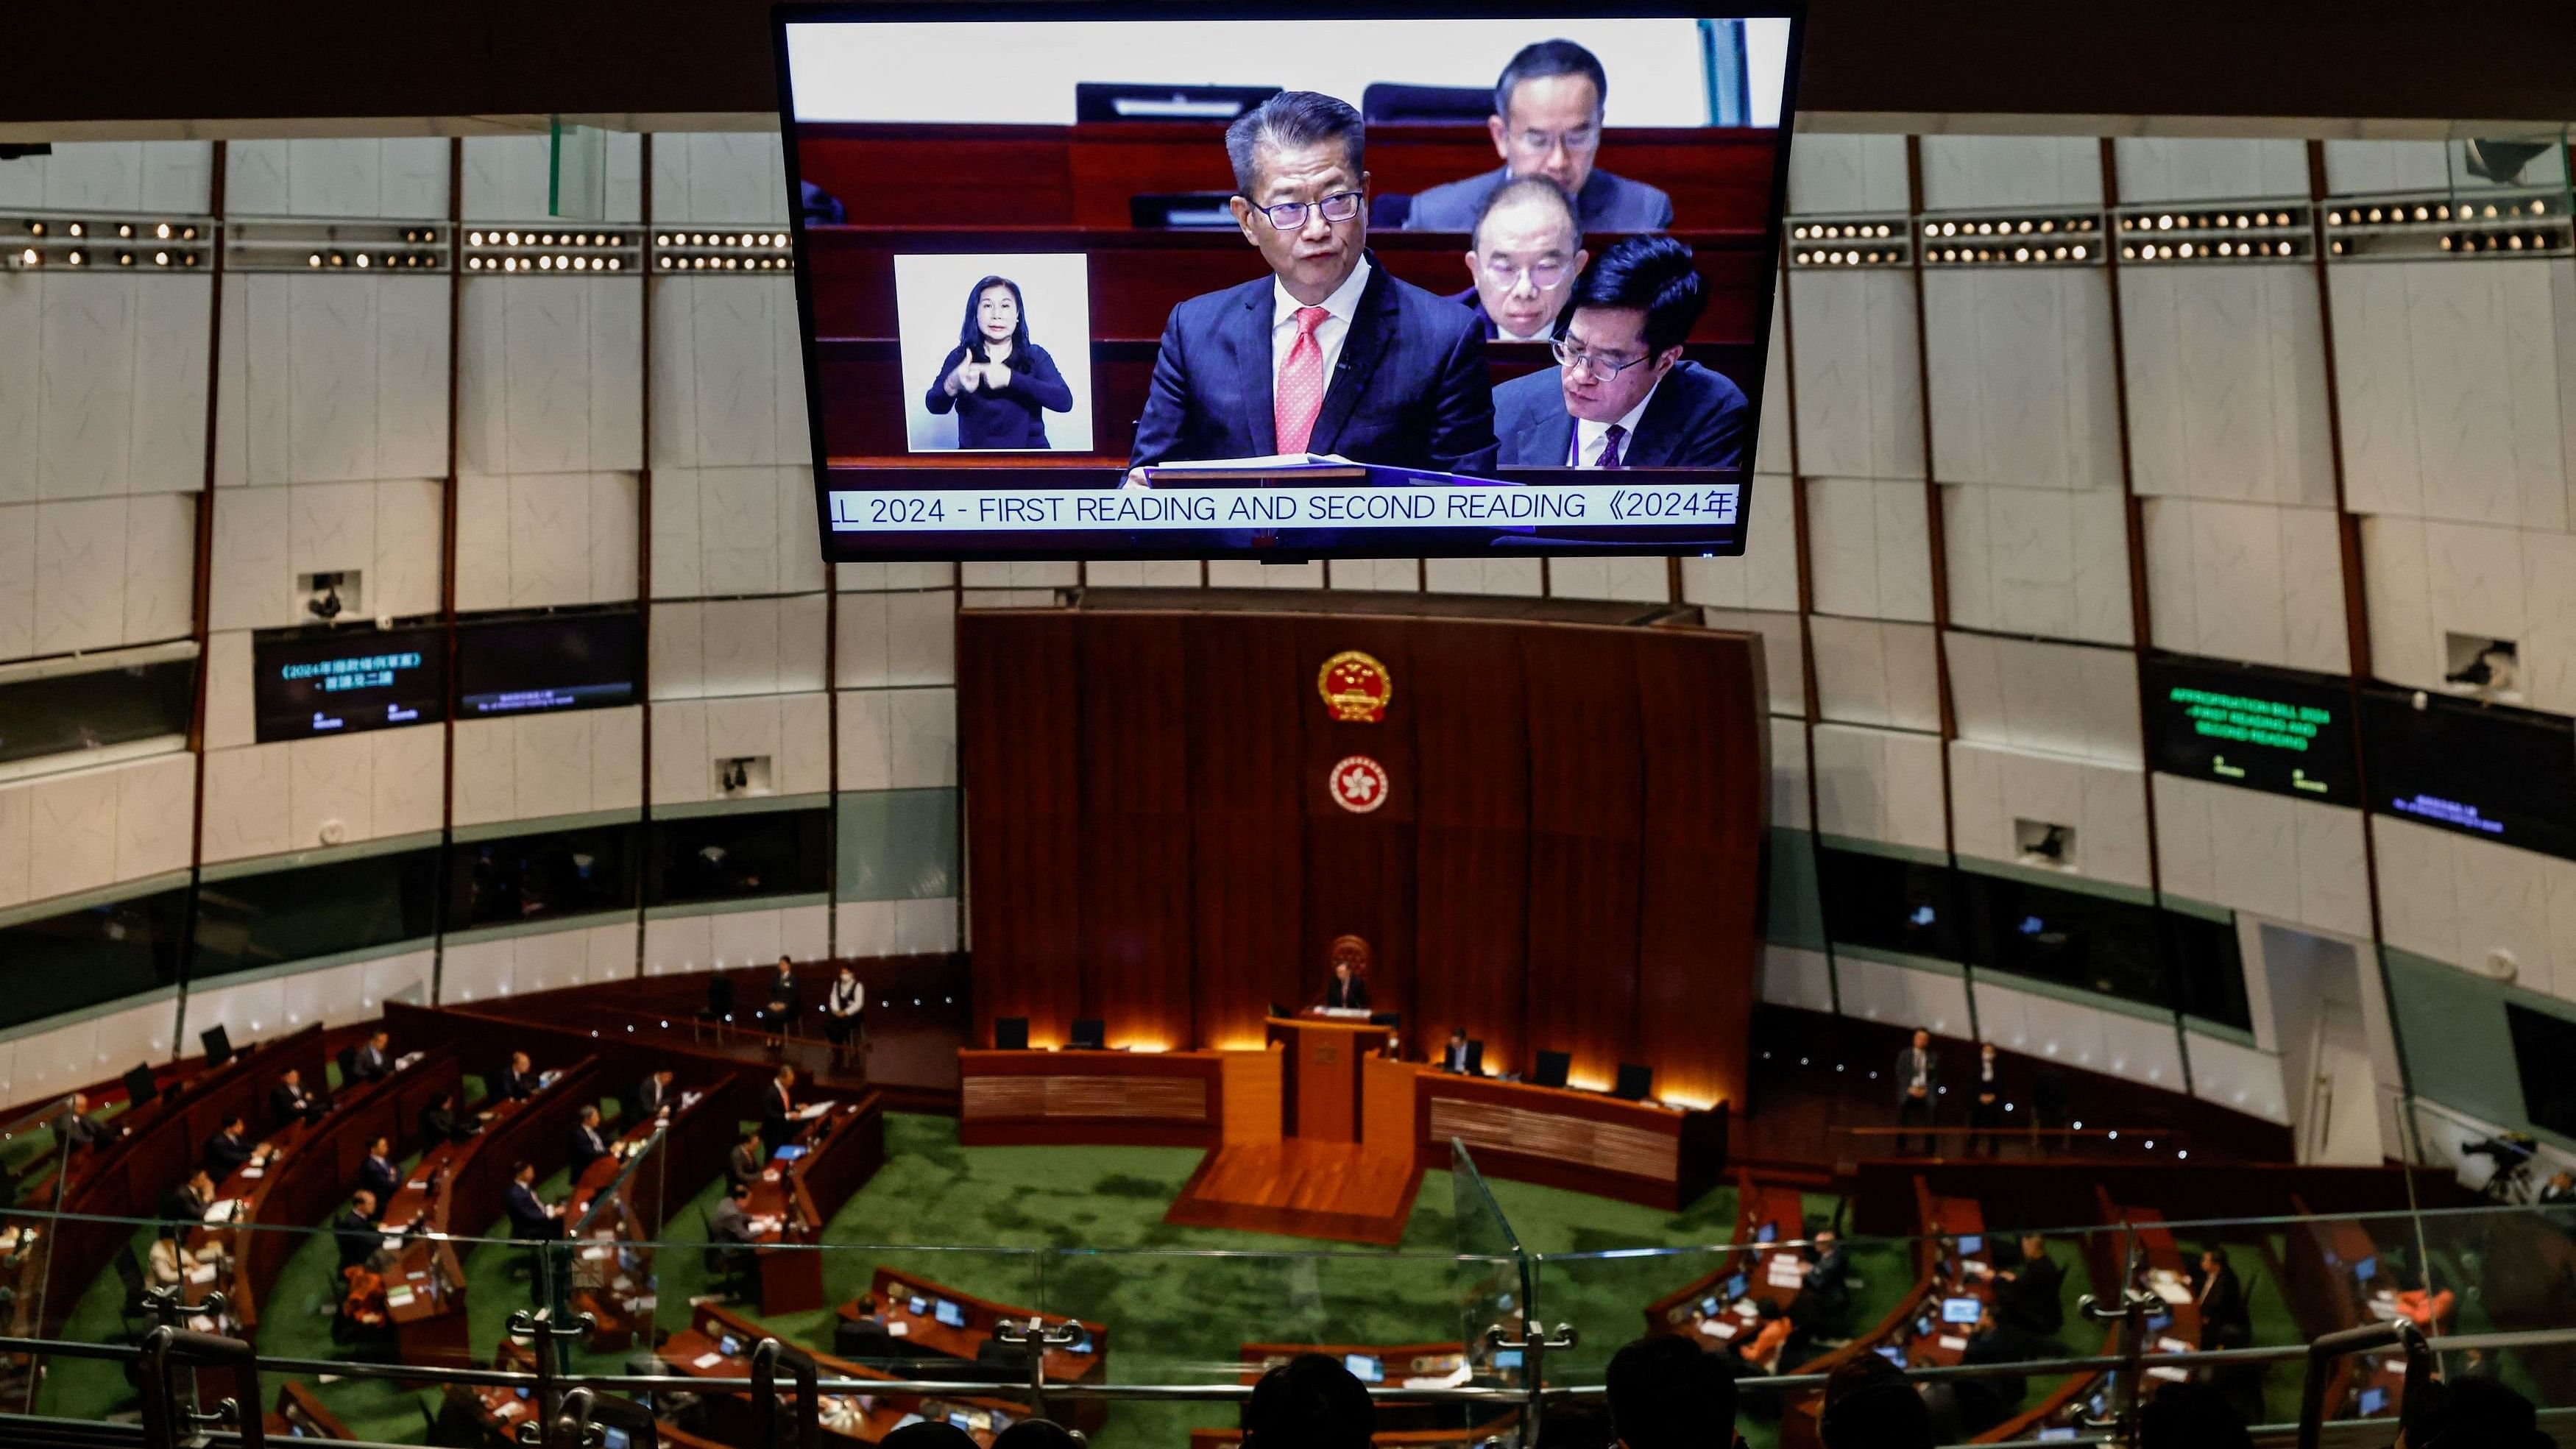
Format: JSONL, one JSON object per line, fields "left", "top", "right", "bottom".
{"left": 307, "top": 572, "right": 346, "bottom": 620}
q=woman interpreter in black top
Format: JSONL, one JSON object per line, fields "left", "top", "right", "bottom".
{"left": 924, "top": 274, "right": 1074, "bottom": 449}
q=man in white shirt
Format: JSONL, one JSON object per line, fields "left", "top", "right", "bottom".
{"left": 1491, "top": 234, "right": 1749, "bottom": 470}
{"left": 1128, "top": 90, "right": 1496, "bottom": 477}
{"left": 1450, "top": 177, "right": 1588, "bottom": 344}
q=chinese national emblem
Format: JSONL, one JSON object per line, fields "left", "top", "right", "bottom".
{"left": 1329, "top": 756, "right": 1390, "bottom": 814}
{"left": 1317, "top": 650, "right": 1393, "bottom": 723}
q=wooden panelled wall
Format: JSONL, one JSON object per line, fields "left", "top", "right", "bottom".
{"left": 960, "top": 609, "right": 1769, "bottom": 1113}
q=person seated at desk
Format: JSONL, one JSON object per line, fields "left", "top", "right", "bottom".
{"left": 762, "top": 1066, "right": 798, "bottom": 1155}
{"left": 1450, "top": 176, "right": 1588, "bottom": 343}
{"left": 420, "top": 1089, "right": 469, "bottom": 1145}
{"left": 1401, "top": 40, "right": 1675, "bottom": 234}
{"left": 1440, "top": 1027, "right": 1476, "bottom": 1074}
{"left": 335, "top": 1191, "right": 383, "bottom": 1273}
{"left": 926, "top": 274, "right": 1075, "bottom": 450}
{"left": 1740, "top": 1299, "right": 1793, "bottom": 1372}
{"left": 760, "top": 956, "right": 802, "bottom": 1040}
{"left": 503, "top": 1161, "right": 563, "bottom": 1241}
{"left": 728, "top": 1130, "right": 766, "bottom": 1190}
{"left": 1791, "top": 1226, "right": 1854, "bottom": 1341}
{"left": 203, "top": 1115, "right": 263, "bottom": 1178}
{"left": 348, "top": 1029, "right": 394, "bottom": 1084}
{"left": 1986, "top": 1233, "right": 2064, "bottom": 1341}
{"left": 272, "top": 1066, "right": 327, "bottom": 1127}
{"left": 146, "top": 1228, "right": 192, "bottom": 1292}
{"left": 1953, "top": 1308, "right": 2034, "bottom": 1434}
{"left": 56, "top": 1091, "right": 108, "bottom": 1156}
{"left": 495, "top": 1051, "right": 539, "bottom": 1102}
{"left": 1127, "top": 91, "right": 1497, "bottom": 478}
{"left": 1323, "top": 959, "right": 1370, "bottom": 1011}
{"left": 1493, "top": 235, "right": 1748, "bottom": 469}
{"left": 634, "top": 1069, "right": 676, "bottom": 1122}
{"left": 356, "top": 1135, "right": 400, "bottom": 1208}
{"left": 2541, "top": 1169, "right": 2576, "bottom": 1204}
{"left": 160, "top": 1167, "right": 216, "bottom": 1229}
{"left": 567, "top": 1106, "right": 612, "bottom": 1177}
{"left": 710, "top": 1180, "right": 761, "bottom": 1245}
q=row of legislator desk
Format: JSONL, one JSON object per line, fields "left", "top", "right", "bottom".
{"left": 185, "top": 1045, "right": 464, "bottom": 1338}
{"left": 380, "top": 1056, "right": 602, "bottom": 1367}
{"left": 661, "top": 1300, "right": 1028, "bottom": 1448}
{"left": 789, "top": 121, "right": 1782, "bottom": 232}
{"left": 740, "top": 1094, "right": 888, "bottom": 1317}
{"left": 559, "top": 1074, "right": 743, "bottom": 1350}
{"left": 958, "top": 1021, "right": 1724, "bottom": 1210}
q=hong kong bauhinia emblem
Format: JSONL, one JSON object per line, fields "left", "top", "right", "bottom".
{"left": 1330, "top": 755, "right": 1390, "bottom": 814}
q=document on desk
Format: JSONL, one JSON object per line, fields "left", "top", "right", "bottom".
{"left": 693, "top": 1351, "right": 724, "bottom": 1370}
{"left": 798, "top": 1102, "right": 832, "bottom": 1119}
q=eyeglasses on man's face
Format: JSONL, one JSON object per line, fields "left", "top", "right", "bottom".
{"left": 1480, "top": 255, "right": 1572, "bottom": 291}
{"left": 1247, "top": 190, "right": 1364, "bottom": 230}
{"left": 1551, "top": 336, "right": 1649, "bottom": 383}
{"left": 1509, "top": 126, "right": 1601, "bottom": 159}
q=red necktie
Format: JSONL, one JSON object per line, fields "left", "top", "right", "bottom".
{"left": 1599, "top": 422, "right": 1627, "bottom": 469}
{"left": 1275, "top": 306, "right": 1329, "bottom": 454}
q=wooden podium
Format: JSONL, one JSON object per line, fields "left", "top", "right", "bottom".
{"left": 1265, "top": 1015, "right": 1393, "bottom": 1143}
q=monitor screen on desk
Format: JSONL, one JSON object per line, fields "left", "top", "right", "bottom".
{"left": 776, "top": 4, "right": 1802, "bottom": 565}
{"left": 1941, "top": 1297, "right": 1981, "bottom": 1325}
{"left": 1724, "top": 1272, "right": 1748, "bottom": 1301}
{"left": 772, "top": 1145, "right": 810, "bottom": 1162}
{"left": 2359, "top": 1386, "right": 2388, "bottom": 1416}
{"left": 1755, "top": 1223, "right": 1776, "bottom": 1244}
{"left": 1345, "top": 1354, "right": 1384, "bottom": 1384}
{"left": 935, "top": 1299, "right": 968, "bottom": 1329}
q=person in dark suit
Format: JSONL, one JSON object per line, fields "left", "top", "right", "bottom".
{"left": 1324, "top": 960, "right": 1370, "bottom": 1010}
{"left": 634, "top": 1069, "right": 675, "bottom": 1122}
{"left": 761, "top": 1066, "right": 798, "bottom": 1156}
{"left": 272, "top": 1067, "right": 325, "bottom": 1127}
{"left": 567, "top": 1106, "right": 612, "bottom": 1177}
{"left": 728, "top": 1131, "right": 766, "bottom": 1189}
{"left": 1967, "top": 1042, "right": 2006, "bottom": 1155}
{"left": 204, "top": 1115, "right": 259, "bottom": 1178}
{"left": 356, "top": 1134, "right": 401, "bottom": 1207}
{"left": 1447, "top": 176, "right": 1589, "bottom": 344}
{"left": 710, "top": 1181, "right": 760, "bottom": 1245}
{"left": 1954, "top": 1308, "right": 2035, "bottom": 1434}
{"left": 335, "top": 1191, "right": 382, "bottom": 1272}
{"left": 1440, "top": 1028, "right": 1476, "bottom": 1074}
{"left": 420, "top": 1090, "right": 467, "bottom": 1145}
{"left": 1893, "top": 1029, "right": 1939, "bottom": 1155}
{"left": 495, "top": 1052, "right": 538, "bottom": 1102}
{"left": 349, "top": 1030, "right": 393, "bottom": 1083}
{"left": 1401, "top": 40, "right": 1676, "bottom": 235}
{"left": 760, "top": 957, "right": 802, "bottom": 1039}
{"left": 502, "top": 1161, "right": 560, "bottom": 1241}
{"left": 55, "top": 1091, "right": 107, "bottom": 1155}
{"left": 924, "top": 274, "right": 1075, "bottom": 450}
{"left": 2195, "top": 1246, "right": 2251, "bottom": 1350}
{"left": 1791, "top": 1225, "right": 1855, "bottom": 1341}
{"left": 1991, "top": 1233, "right": 2066, "bottom": 1341}
{"left": 1492, "top": 235, "right": 1749, "bottom": 469}
{"left": 160, "top": 1168, "right": 216, "bottom": 1229}
{"left": 1128, "top": 91, "right": 1496, "bottom": 478}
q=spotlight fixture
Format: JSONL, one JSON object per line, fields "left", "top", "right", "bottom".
{"left": 4, "top": 210, "right": 216, "bottom": 272}
{"left": 225, "top": 216, "right": 448, "bottom": 272}
{"left": 1784, "top": 215, "right": 1911, "bottom": 269}
{"left": 2323, "top": 190, "right": 2571, "bottom": 261}
{"left": 651, "top": 227, "right": 796, "bottom": 273}
{"left": 2111, "top": 203, "right": 2313, "bottom": 265}
{"left": 1918, "top": 211, "right": 2102, "bottom": 269}
{"left": 458, "top": 224, "right": 643, "bottom": 277}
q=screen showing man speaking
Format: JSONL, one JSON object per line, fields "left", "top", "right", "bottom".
{"left": 776, "top": 3, "right": 1800, "bottom": 563}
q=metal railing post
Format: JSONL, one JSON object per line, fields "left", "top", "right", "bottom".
{"left": 751, "top": 1336, "right": 822, "bottom": 1449}
{"left": 995, "top": 1317, "right": 1083, "bottom": 1424}
{"left": 2296, "top": 1320, "right": 2412, "bottom": 1449}
{"left": 509, "top": 1305, "right": 598, "bottom": 1445}
{"left": 2073, "top": 1241, "right": 2157, "bottom": 1449}
{"left": 1486, "top": 1320, "right": 1576, "bottom": 1443}
{"left": 135, "top": 1324, "right": 264, "bottom": 1449}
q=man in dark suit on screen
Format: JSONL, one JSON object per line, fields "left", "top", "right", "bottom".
{"left": 1128, "top": 91, "right": 1496, "bottom": 478}
{"left": 1491, "top": 235, "right": 1749, "bottom": 469}
{"left": 1401, "top": 40, "right": 1676, "bottom": 235}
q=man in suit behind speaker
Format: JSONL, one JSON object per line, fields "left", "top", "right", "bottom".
{"left": 1128, "top": 91, "right": 1496, "bottom": 478}
{"left": 1401, "top": 40, "right": 1676, "bottom": 235}
{"left": 1492, "top": 235, "right": 1749, "bottom": 470}
{"left": 1323, "top": 958, "right": 1370, "bottom": 1011}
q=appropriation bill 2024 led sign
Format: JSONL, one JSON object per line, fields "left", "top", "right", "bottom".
{"left": 2142, "top": 653, "right": 2356, "bottom": 806}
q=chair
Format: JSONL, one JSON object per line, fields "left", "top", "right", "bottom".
{"left": 1465, "top": 1040, "right": 1485, "bottom": 1076}
{"left": 694, "top": 975, "right": 737, "bottom": 1044}
{"left": 1361, "top": 82, "right": 1491, "bottom": 124}
{"left": 113, "top": 1245, "right": 152, "bottom": 1335}
{"left": 698, "top": 1209, "right": 755, "bottom": 1301}
{"left": 1367, "top": 193, "right": 1415, "bottom": 230}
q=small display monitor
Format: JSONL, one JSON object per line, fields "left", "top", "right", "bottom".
{"left": 772, "top": 1144, "right": 809, "bottom": 1162}
{"left": 1071, "top": 1018, "right": 1107, "bottom": 1050}
{"left": 2359, "top": 1386, "right": 2388, "bottom": 1416}
{"left": 199, "top": 1024, "right": 234, "bottom": 1067}
{"left": 1613, "top": 1063, "right": 1652, "bottom": 1101}
{"left": 1533, "top": 1050, "right": 1571, "bottom": 1089}
{"left": 995, "top": 1016, "right": 1031, "bottom": 1050}
{"left": 1724, "top": 1273, "right": 1749, "bottom": 1301}
{"left": 252, "top": 623, "right": 447, "bottom": 742}
{"left": 1491, "top": 1349, "right": 1522, "bottom": 1372}
{"left": 121, "top": 1063, "right": 158, "bottom": 1110}
{"left": 452, "top": 609, "right": 642, "bottom": 719}
{"left": 1875, "top": 1346, "right": 1905, "bottom": 1367}
{"left": 1755, "top": 1223, "right": 1777, "bottom": 1244}
{"left": 909, "top": 1296, "right": 930, "bottom": 1316}
{"left": 719, "top": 1335, "right": 742, "bottom": 1357}
{"left": 2352, "top": 1255, "right": 2377, "bottom": 1283}
{"left": 949, "top": 1414, "right": 975, "bottom": 1432}
{"left": 1343, "top": 1354, "right": 1384, "bottom": 1384}
{"left": 1942, "top": 1297, "right": 1981, "bottom": 1325}
{"left": 1699, "top": 1294, "right": 1721, "bottom": 1317}
{"left": 601, "top": 1431, "right": 630, "bottom": 1449}
{"left": 1957, "top": 1234, "right": 1982, "bottom": 1256}
{"left": 935, "top": 1299, "right": 968, "bottom": 1329}
{"left": 515, "top": 1388, "right": 533, "bottom": 1402}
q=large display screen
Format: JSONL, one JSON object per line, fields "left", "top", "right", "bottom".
{"left": 2141, "top": 653, "right": 2356, "bottom": 806}
{"left": 453, "top": 610, "right": 643, "bottom": 718}
{"left": 252, "top": 625, "right": 446, "bottom": 743}
{"left": 2507, "top": 1002, "right": 2576, "bottom": 1141}
{"left": 776, "top": 2, "right": 1801, "bottom": 562}
{"left": 2361, "top": 685, "right": 2576, "bottom": 860}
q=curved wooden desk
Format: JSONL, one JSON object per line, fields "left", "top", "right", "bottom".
{"left": 661, "top": 1300, "right": 1025, "bottom": 1447}
{"left": 380, "top": 1056, "right": 601, "bottom": 1367}
{"left": 847, "top": 1266, "right": 1109, "bottom": 1386}
{"left": 562, "top": 1077, "right": 741, "bottom": 1350}
{"left": 958, "top": 1049, "right": 1226, "bottom": 1148}
{"left": 1413, "top": 1071, "right": 1725, "bottom": 1211}
{"left": 742, "top": 1094, "right": 888, "bottom": 1316}
{"left": 1643, "top": 1175, "right": 1813, "bottom": 1347}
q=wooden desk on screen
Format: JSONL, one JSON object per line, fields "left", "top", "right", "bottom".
{"left": 1412, "top": 1072, "right": 1724, "bottom": 1210}
{"left": 1643, "top": 1174, "right": 1811, "bottom": 1343}
{"left": 560, "top": 1080, "right": 737, "bottom": 1349}
{"left": 1267, "top": 1015, "right": 1397, "bottom": 1144}
{"left": 743, "top": 1094, "right": 888, "bottom": 1316}
{"left": 958, "top": 1049, "right": 1227, "bottom": 1148}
